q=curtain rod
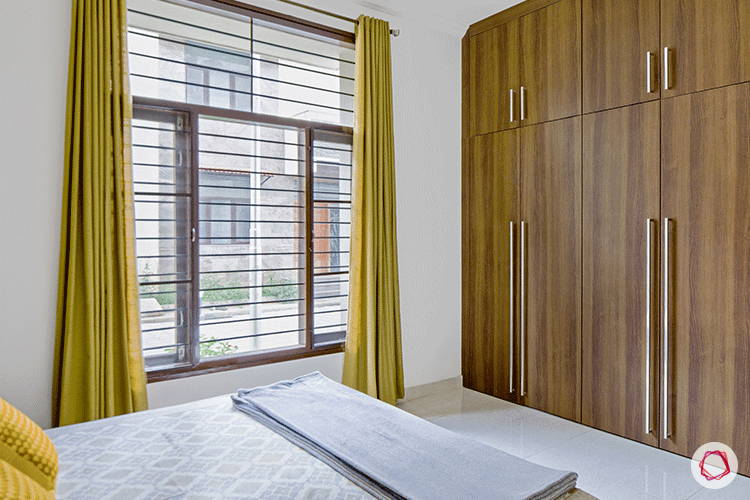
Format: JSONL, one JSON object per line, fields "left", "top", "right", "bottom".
{"left": 273, "top": 0, "right": 400, "bottom": 36}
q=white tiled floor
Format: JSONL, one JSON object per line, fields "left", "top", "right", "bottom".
{"left": 397, "top": 388, "right": 750, "bottom": 500}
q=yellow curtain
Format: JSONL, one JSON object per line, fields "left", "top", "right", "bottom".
{"left": 52, "top": 0, "right": 147, "bottom": 427}
{"left": 342, "top": 16, "right": 404, "bottom": 405}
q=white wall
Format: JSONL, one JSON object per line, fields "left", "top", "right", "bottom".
{"left": 388, "top": 19, "right": 462, "bottom": 388}
{"left": 0, "top": 0, "right": 461, "bottom": 427}
{"left": 0, "top": 0, "right": 71, "bottom": 430}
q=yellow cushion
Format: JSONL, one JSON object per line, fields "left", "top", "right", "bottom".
{"left": 0, "top": 459, "right": 55, "bottom": 500}
{"left": 0, "top": 398, "right": 58, "bottom": 492}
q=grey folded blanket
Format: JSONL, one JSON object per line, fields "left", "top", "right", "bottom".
{"left": 232, "top": 372, "right": 577, "bottom": 500}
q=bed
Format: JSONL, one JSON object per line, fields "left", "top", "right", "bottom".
{"left": 46, "top": 394, "right": 370, "bottom": 499}
{"left": 45, "top": 374, "right": 598, "bottom": 500}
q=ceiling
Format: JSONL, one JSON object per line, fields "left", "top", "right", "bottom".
{"left": 345, "top": 0, "right": 523, "bottom": 37}
{"left": 251, "top": 0, "right": 524, "bottom": 38}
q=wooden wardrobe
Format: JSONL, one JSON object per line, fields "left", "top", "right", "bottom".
{"left": 462, "top": 0, "right": 750, "bottom": 476}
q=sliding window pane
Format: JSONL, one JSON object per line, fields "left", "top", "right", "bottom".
{"left": 198, "top": 116, "right": 306, "bottom": 356}
{"left": 132, "top": 108, "right": 193, "bottom": 369}
{"left": 311, "top": 130, "right": 352, "bottom": 346}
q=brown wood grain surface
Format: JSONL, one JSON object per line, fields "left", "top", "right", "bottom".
{"left": 582, "top": 102, "right": 660, "bottom": 446}
{"left": 661, "top": 83, "right": 750, "bottom": 475}
{"left": 462, "top": 130, "right": 520, "bottom": 401}
{"left": 583, "top": 0, "right": 660, "bottom": 113}
{"left": 519, "top": 0, "right": 581, "bottom": 126}
{"left": 519, "top": 116, "right": 581, "bottom": 421}
{"left": 661, "top": 0, "right": 750, "bottom": 98}
{"left": 462, "top": 0, "right": 750, "bottom": 476}
{"left": 469, "top": 22, "right": 519, "bottom": 137}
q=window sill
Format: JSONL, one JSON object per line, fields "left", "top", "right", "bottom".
{"left": 145, "top": 344, "right": 345, "bottom": 383}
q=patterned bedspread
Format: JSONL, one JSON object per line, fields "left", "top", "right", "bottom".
{"left": 45, "top": 395, "right": 375, "bottom": 500}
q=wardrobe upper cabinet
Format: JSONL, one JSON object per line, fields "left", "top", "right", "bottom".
{"left": 519, "top": 0, "right": 581, "bottom": 125}
{"left": 661, "top": 83, "right": 750, "bottom": 475}
{"left": 462, "top": 130, "right": 519, "bottom": 401}
{"left": 469, "top": 21, "right": 519, "bottom": 137}
{"left": 583, "top": 0, "right": 660, "bottom": 113}
{"left": 662, "top": 0, "right": 750, "bottom": 97}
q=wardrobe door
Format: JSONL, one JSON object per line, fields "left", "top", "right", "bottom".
{"left": 582, "top": 102, "right": 660, "bottom": 446}
{"left": 661, "top": 0, "right": 750, "bottom": 97}
{"left": 469, "top": 21, "right": 520, "bottom": 136}
{"left": 582, "top": 0, "right": 660, "bottom": 113}
{"left": 661, "top": 83, "right": 750, "bottom": 475}
{"left": 519, "top": 116, "right": 581, "bottom": 421}
{"left": 519, "top": 0, "right": 581, "bottom": 126}
{"left": 462, "top": 130, "right": 519, "bottom": 401}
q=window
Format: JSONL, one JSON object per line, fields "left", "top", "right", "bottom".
{"left": 127, "top": 0, "right": 354, "bottom": 378}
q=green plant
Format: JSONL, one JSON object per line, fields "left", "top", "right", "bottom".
{"left": 200, "top": 273, "right": 249, "bottom": 304}
{"left": 262, "top": 273, "right": 298, "bottom": 302}
{"left": 200, "top": 336, "right": 239, "bottom": 357}
{"left": 165, "top": 336, "right": 239, "bottom": 358}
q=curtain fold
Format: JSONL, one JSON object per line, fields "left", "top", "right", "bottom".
{"left": 52, "top": 0, "right": 147, "bottom": 427}
{"left": 342, "top": 16, "right": 404, "bottom": 405}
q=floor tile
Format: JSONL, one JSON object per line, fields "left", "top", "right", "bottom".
{"left": 396, "top": 388, "right": 465, "bottom": 419}
{"left": 684, "top": 472, "right": 750, "bottom": 499}
{"left": 398, "top": 387, "right": 750, "bottom": 500}
{"left": 398, "top": 388, "right": 512, "bottom": 432}
{"left": 469, "top": 404, "right": 590, "bottom": 459}
{"left": 523, "top": 428, "right": 702, "bottom": 500}
{"left": 404, "top": 388, "right": 590, "bottom": 459}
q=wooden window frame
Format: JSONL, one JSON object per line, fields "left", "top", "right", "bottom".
{"left": 133, "top": 0, "right": 354, "bottom": 382}
{"left": 128, "top": 0, "right": 353, "bottom": 382}
{"left": 134, "top": 96, "right": 352, "bottom": 383}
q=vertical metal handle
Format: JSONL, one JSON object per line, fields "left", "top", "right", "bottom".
{"left": 509, "top": 221, "right": 515, "bottom": 393}
{"left": 509, "top": 89, "right": 516, "bottom": 123}
{"left": 646, "top": 51, "right": 654, "bottom": 94}
{"left": 663, "top": 218, "right": 671, "bottom": 439}
{"left": 645, "top": 219, "right": 655, "bottom": 434}
{"left": 520, "top": 86, "right": 526, "bottom": 121}
{"left": 520, "top": 221, "right": 527, "bottom": 397}
{"left": 663, "top": 47, "right": 670, "bottom": 90}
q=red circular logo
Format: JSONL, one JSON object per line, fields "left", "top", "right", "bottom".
{"left": 692, "top": 442, "right": 737, "bottom": 489}
{"left": 699, "top": 450, "right": 731, "bottom": 481}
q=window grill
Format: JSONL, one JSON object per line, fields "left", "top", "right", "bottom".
{"left": 128, "top": 0, "right": 354, "bottom": 375}
{"left": 128, "top": 0, "right": 354, "bottom": 126}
